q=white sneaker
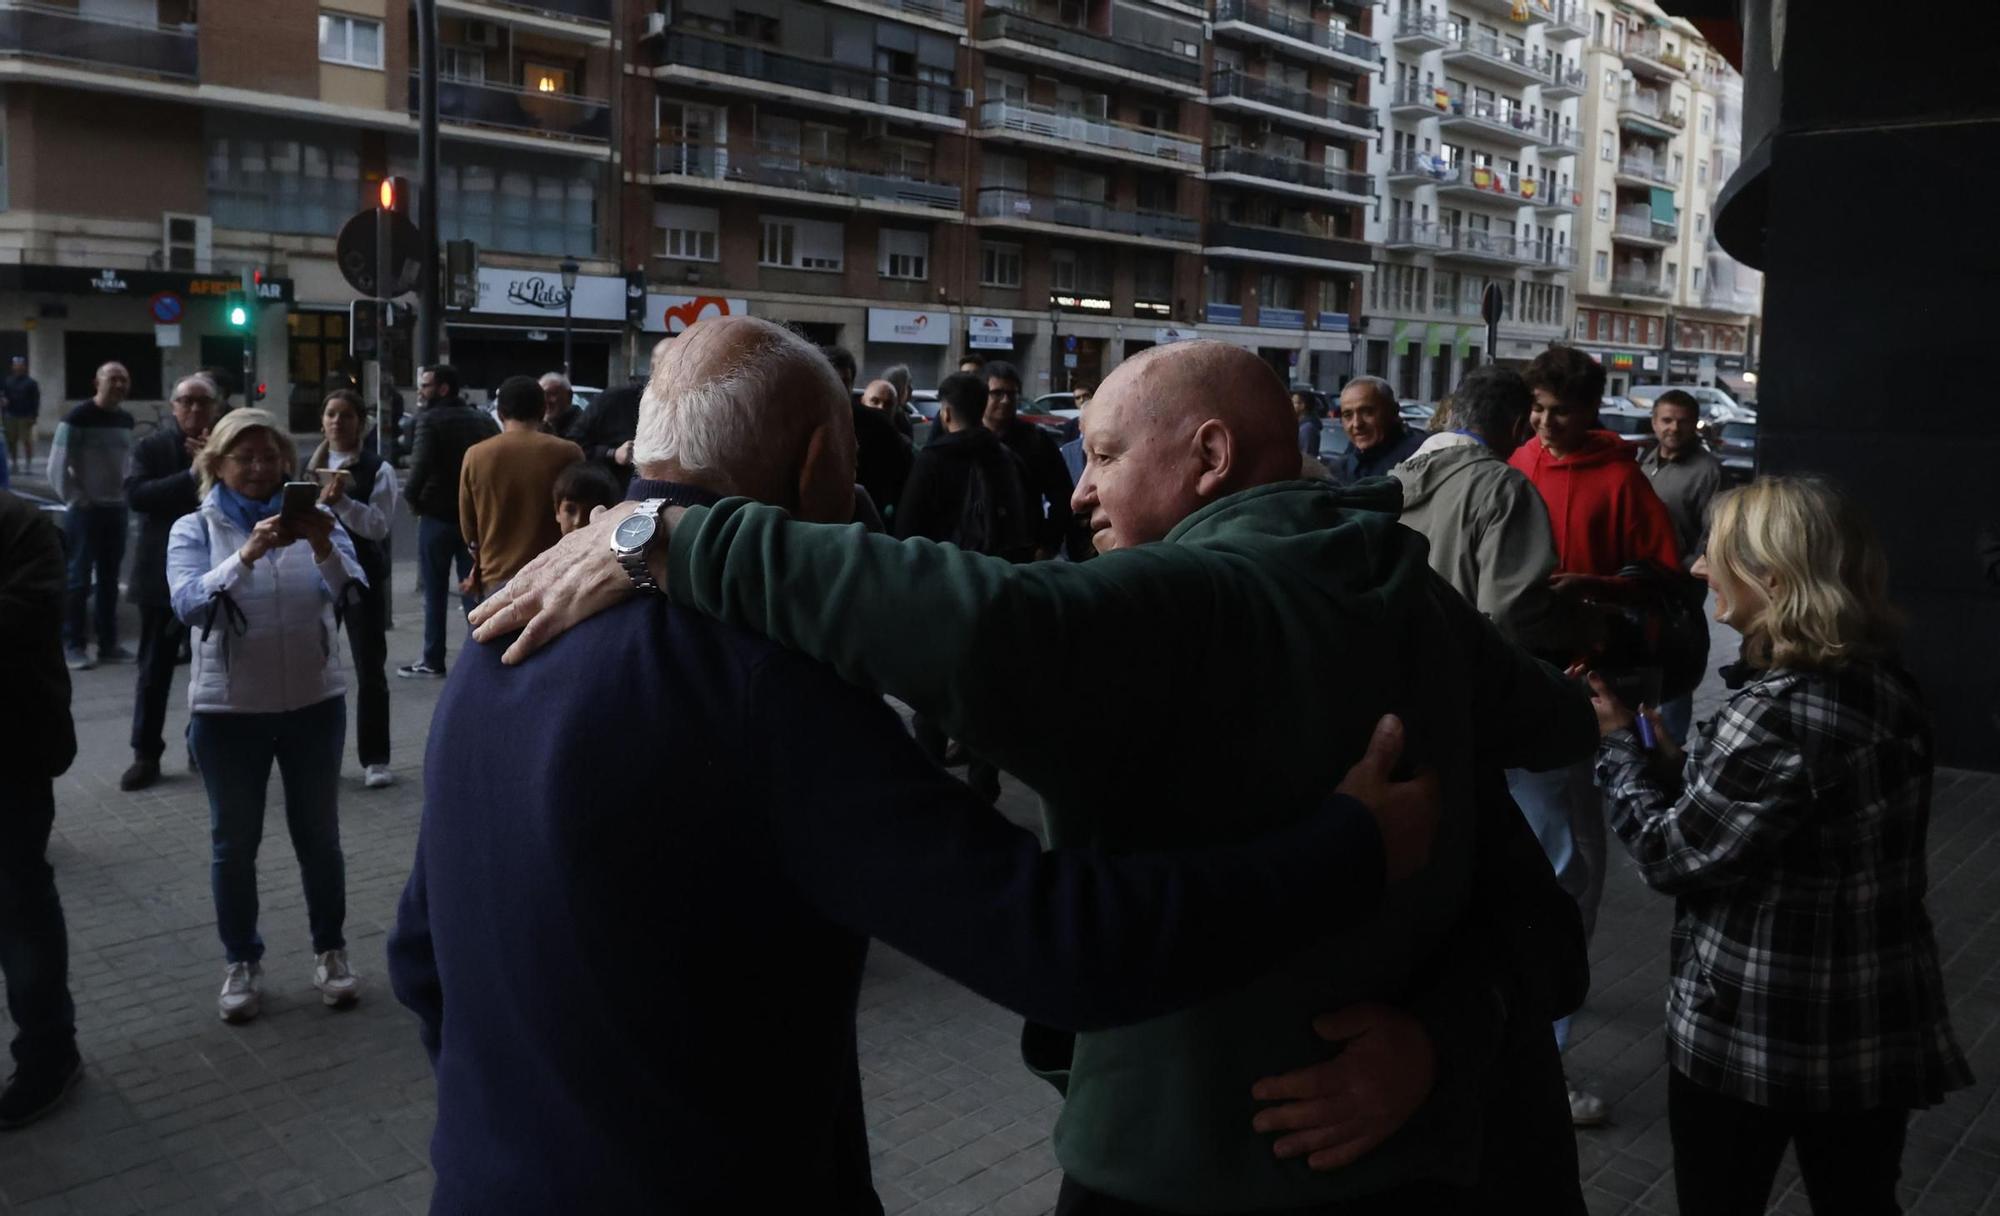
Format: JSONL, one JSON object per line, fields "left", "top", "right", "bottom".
{"left": 314, "top": 949, "right": 359, "bottom": 1008}
{"left": 218, "top": 962, "right": 262, "bottom": 1023}
{"left": 1568, "top": 1086, "right": 1608, "bottom": 1127}
{"left": 363, "top": 764, "right": 395, "bottom": 789}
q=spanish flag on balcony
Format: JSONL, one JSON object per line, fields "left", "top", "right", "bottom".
{"left": 1432, "top": 86, "right": 1452, "bottom": 110}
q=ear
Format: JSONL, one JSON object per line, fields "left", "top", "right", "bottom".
{"left": 1192, "top": 418, "right": 1234, "bottom": 498}
{"left": 795, "top": 422, "right": 855, "bottom": 525}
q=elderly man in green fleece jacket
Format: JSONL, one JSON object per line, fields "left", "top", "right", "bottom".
{"left": 472, "top": 335, "right": 1595, "bottom": 1213}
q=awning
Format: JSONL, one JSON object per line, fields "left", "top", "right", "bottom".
{"left": 1649, "top": 187, "right": 1678, "bottom": 222}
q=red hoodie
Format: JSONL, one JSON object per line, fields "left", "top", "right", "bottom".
{"left": 1508, "top": 430, "right": 1680, "bottom": 576}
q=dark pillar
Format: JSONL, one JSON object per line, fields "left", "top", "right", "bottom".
{"left": 1705, "top": 0, "right": 2000, "bottom": 769}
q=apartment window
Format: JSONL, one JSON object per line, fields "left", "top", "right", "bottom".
{"left": 1698, "top": 159, "right": 1709, "bottom": 186}
{"left": 654, "top": 203, "right": 718, "bottom": 262}
{"left": 1259, "top": 273, "right": 1301, "bottom": 312}
{"left": 1666, "top": 260, "right": 1679, "bottom": 290}
{"left": 523, "top": 62, "right": 572, "bottom": 96}
{"left": 1600, "top": 131, "right": 1614, "bottom": 162}
{"left": 1602, "top": 67, "right": 1618, "bottom": 99}
{"left": 980, "top": 241, "right": 1022, "bottom": 288}
{"left": 1592, "top": 11, "right": 1605, "bottom": 42}
{"left": 1672, "top": 152, "right": 1685, "bottom": 177}
{"left": 163, "top": 213, "right": 212, "bottom": 272}
{"left": 1700, "top": 106, "right": 1713, "bottom": 134}
{"left": 1207, "top": 264, "right": 1238, "bottom": 304}
{"left": 1596, "top": 190, "right": 1611, "bottom": 221}
{"left": 1594, "top": 250, "right": 1609, "bottom": 280}
{"left": 1695, "top": 213, "right": 1707, "bottom": 237}
{"left": 981, "top": 153, "right": 1027, "bottom": 191}
{"left": 1134, "top": 253, "right": 1173, "bottom": 305}
{"left": 1692, "top": 266, "right": 1704, "bottom": 292}
{"left": 1575, "top": 314, "right": 1588, "bottom": 340}
{"left": 1432, "top": 270, "right": 1457, "bottom": 314}
{"left": 440, "top": 47, "right": 485, "bottom": 83}
{"left": 878, "top": 229, "right": 929, "bottom": 281}
{"left": 734, "top": 11, "right": 778, "bottom": 42}
{"left": 759, "top": 216, "right": 843, "bottom": 272}
{"left": 318, "top": 12, "right": 382, "bottom": 68}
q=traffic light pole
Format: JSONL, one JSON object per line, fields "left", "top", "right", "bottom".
{"left": 415, "top": 0, "right": 440, "bottom": 369}
{"left": 376, "top": 199, "right": 393, "bottom": 459}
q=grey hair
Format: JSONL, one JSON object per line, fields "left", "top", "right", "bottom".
{"left": 880, "top": 363, "right": 912, "bottom": 404}
{"left": 630, "top": 324, "right": 845, "bottom": 480}
{"left": 173, "top": 372, "right": 219, "bottom": 400}
{"left": 1343, "top": 375, "right": 1397, "bottom": 411}
{"left": 539, "top": 371, "right": 571, "bottom": 390}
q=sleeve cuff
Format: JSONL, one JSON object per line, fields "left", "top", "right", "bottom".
{"left": 207, "top": 552, "right": 247, "bottom": 593}
{"left": 1599, "top": 728, "right": 1647, "bottom": 760}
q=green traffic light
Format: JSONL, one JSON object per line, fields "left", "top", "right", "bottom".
{"left": 229, "top": 305, "right": 248, "bottom": 328}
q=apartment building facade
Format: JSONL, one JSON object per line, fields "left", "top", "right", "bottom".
{"left": 0, "top": 0, "right": 620, "bottom": 426}
{"left": 1566, "top": 0, "right": 1757, "bottom": 396}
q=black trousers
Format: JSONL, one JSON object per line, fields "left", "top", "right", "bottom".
{"left": 345, "top": 585, "right": 390, "bottom": 766}
{"left": 1668, "top": 1068, "right": 1909, "bottom": 1216}
{"left": 0, "top": 776, "right": 76, "bottom": 1070}
{"left": 1054, "top": 1177, "right": 1468, "bottom": 1216}
{"left": 130, "top": 605, "right": 183, "bottom": 762}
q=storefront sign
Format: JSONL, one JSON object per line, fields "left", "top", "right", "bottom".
{"left": 1155, "top": 326, "right": 1198, "bottom": 344}
{"left": 1606, "top": 351, "right": 1636, "bottom": 370}
{"left": 867, "top": 308, "right": 950, "bottom": 346}
{"left": 641, "top": 294, "right": 749, "bottom": 334}
{"left": 154, "top": 324, "right": 181, "bottom": 348}
{"left": 1641, "top": 354, "right": 1661, "bottom": 372}
{"left": 966, "top": 315, "right": 1014, "bottom": 349}
{"left": 0, "top": 264, "right": 294, "bottom": 304}
{"left": 474, "top": 267, "right": 625, "bottom": 321}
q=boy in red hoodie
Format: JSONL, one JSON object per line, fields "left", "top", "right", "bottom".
{"left": 1505, "top": 345, "right": 1679, "bottom": 1129}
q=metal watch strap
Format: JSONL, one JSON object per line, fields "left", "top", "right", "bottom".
{"left": 618, "top": 498, "right": 668, "bottom": 595}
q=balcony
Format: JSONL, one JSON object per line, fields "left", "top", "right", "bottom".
{"left": 1205, "top": 147, "right": 1372, "bottom": 205}
{"left": 653, "top": 141, "right": 961, "bottom": 213}
{"left": 1437, "top": 91, "right": 1543, "bottom": 149}
{"left": 1541, "top": 0, "right": 1588, "bottom": 42}
{"left": 1439, "top": 226, "right": 1531, "bottom": 266}
{"left": 1392, "top": 11, "right": 1451, "bottom": 52}
{"left": 468, "top": 0, "right": 613, "bottom": 21}
{"left": 1615, "top": 156, "right": 1678, "bottom": 189}
{"left": 1613, "top": 212, "right": 1679, "bottom": 248}
{"left": 1382, "top": 219, "right": 1448, "bottom": 252}
{"left": 1432, "top": 162, "right": 1532, "bottom": 206}
{"left": 418, "top": 75, "right": 610, "bottom": 143}
{"left": 1542, "top": 63, "right": 1587, "bottom": 99}
{"left": 1211, "top": 0, "right": 1381, "bottom": 74}
{"left": 1204, "top": 302, "right": 1245, "bottom": 325}
{"left": 1523, "top": 240, "right": 1576, "bottom": 272}
{"left": 1617, "top": 87, "right": 1686, "bottom": 139}
{"left": 977, "top": 4, "right": 1201, "bottom": 90}
{"left": 1458, "top": 0, "right": 1548, "bottom": 22}
{"left": 1611, "top": 274, "right": 1671, "bottom": 299}
{"left": 1389, "top": 77, "right": 1453, "bottom": 120}
{"left": 1259, "top": 307, "right": 1308, "bottom": 330}
{"left": 0, "top": 4, "right": 196, "bottom": 79}
{"left": 1704, "top": 283, "right": 1762, "bottom": 314}
{"left": 1440, "top": 29, "right": 1554, "bottom": 89}
{"left": 1532, "top": 184, "right": 1578, "bottom": 215}
{"left": 1208, "top": 70, "right": 1376, "bottom": 139}
{"left": 825, "top": 0, "right": 965, "bottom": 24}
{"left": 1202, "top": 220, "right": 1372, "bottom": 272}
{"left": 1624, "top": 31, "right": 1687, "bottom": 81}
{"left": 656, "top": 30, "right": 961, "bottom": 123}
{"left": 974, "top": 187, "right": 1199, "bottom": 245}
{"left": 976, "top": 100, "right": 1201, "bottom": 170}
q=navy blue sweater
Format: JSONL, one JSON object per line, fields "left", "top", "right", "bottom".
{"left": 389, "top": 595, "right": 1389, "bottom": 1213}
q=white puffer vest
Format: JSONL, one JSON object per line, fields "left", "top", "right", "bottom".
{"left": 178, "top": 503, "right": 349, "bottom": 715}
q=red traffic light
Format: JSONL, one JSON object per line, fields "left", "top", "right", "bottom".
{"left": 379, "top": 179, "right": 395, "bottom": 210}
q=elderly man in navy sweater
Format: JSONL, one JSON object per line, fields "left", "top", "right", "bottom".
{"left": 388, "top": 317, "right": 1435, "bottom": 1214}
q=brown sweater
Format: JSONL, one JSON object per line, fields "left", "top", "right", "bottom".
{"left": 458, "top": 428, "right": 584, "bottom": 589}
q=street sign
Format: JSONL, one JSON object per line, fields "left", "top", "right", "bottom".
{"left": 336, "top": 209, "right": 422, "bottom": 296}
{"left": 1063, "top": 353, "right": 1079, "bottom": 369}
{"left": 148, "top": 292, "right": 182, "bottom": 324}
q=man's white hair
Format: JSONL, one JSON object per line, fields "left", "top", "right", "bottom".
{"left": 539, "top": 371, "right": 570, "bottom": 390}
{"left": 630, "top": 321, "right": 845, "bottom": 479}
{"left": 172, "top": 372, "right": 219, "bottom": 400}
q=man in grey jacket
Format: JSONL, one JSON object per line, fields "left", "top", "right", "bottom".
{"left": 1392, "top": 366, "right": 1567, "bottom": 654}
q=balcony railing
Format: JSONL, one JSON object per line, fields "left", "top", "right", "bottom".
{"left": 1524, "top": 241, "right": 1576, "bottom": 269}
{"left": 1441, "top": 28, "right": 1555, "bottom": 83}
{"left": 1616, "top": 156, "right": 1678, "bottom": 187}
{"left": 1535, "top": 120, "right": 1582, "bottom": 152}
{"left": 1614, "top": 213, "right": 1679, "bottom": 243}
{"left": 1541, "top": 0, "right": 1588, "bottom": 37}
{"left": 844, "top": 0, "right": 965, "bottom": 22}
{"left": 1212, "top": 0, "right": 1381, "bottom": 67}
{"left": 1625, "top": 31, "right": 1687, "bottom": 76}
{"left": 1612, "top": 273, "right": 1671, "bottom": 298}
{"left": 976, "top": 187, "right": 1198, "bottom": 242}
{"left": 1203, "top": 220, "right": 1371, "bottom": 266}
{"left": 419, "top": 75, "right": 610, "bottom": 141}
{"left": 978, "top": 3, "right": 1200, "bottom": 84}
{"left": 659, "top": 30, "right": 961, "bottom": 117}
{"left": 977, "top": 100, "right": 1200, "bottom": 166}
{"left": 1209, "top": 70, "right": 1377, "bottom": 132}
{"left": 1618, "top": 87, "right": 1687, "bottom": 131}
{"left": 1439, "top": 90, "right": 1544, "bottom": 142}
{"left": 1206, "top": 147, "right": 1371, "bottom": 198}
{"left": 655, "top": 141, "right": 961, "bottom": 210}
{"left": 479, "top": 0, "right": 613, "bottom": 21}
{"left": 0, "top": 4, "right": 196, "bottom": 78}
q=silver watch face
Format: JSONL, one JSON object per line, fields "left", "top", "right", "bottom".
{"left": 612, "top": 511, "right": 656, "bottom": 553}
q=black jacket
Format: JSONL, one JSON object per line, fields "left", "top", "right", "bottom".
{"left": 1337, "top": 426, "right": 1426, "bottom": 483}
{"left": 0, "top": 491, "right": 76, "bottom": 778}
{"left": 124, "top": 420, "right": 202, "bottom": 607}
{"left": 405, "top": 397, "right": 499, "bottom": 523}
{"left": 851, "top": 401, "right": 913, "bottom": 523}
{"left": 566, "top": 385, "right": 642, "bottom": 477}
{"left": 895, "top": 426, "right": 1035, "bottom": 560}
{"left": 996, "top": 419, "right": 1075, "bottom": 554}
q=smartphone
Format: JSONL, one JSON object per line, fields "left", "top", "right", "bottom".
{"left": 279, "top": 481, "right": 320, "bottom": 521}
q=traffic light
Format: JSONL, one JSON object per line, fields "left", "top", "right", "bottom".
{"left": 378, "top": 175, "right": 412, "bottom": 214}
{"left": 225, "top": 292, "right": 250, "bottom": 330}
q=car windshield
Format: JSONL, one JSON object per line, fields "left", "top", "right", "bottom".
{"left": 1721, "top": 422, "right": 1757, "bottom": 441}
{"left": 1602, "top": 414, "right": 1649, "bottom": 435}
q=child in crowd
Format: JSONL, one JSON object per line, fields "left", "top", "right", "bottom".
{"left": 553, "top": 461, "right": 623, "bottom": 537}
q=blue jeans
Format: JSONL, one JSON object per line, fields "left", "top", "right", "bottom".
{"left": 1506, "top": 762, "right": 1605, "bottom": 1053}
{"left": 189, "top": 696, "right": 348, "bottom": 965}
{"left": 0, "top": 776, "right": 76, "bottom": 1069}
{"left": 417, "top": 515, "right": 474, "bottom": 670}
{"left": 63, "top": 504, "right": 127, "bottom": 652}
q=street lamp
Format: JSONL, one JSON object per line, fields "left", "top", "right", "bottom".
{"left": 1048, "top": 302, "right": 1061, "bottom": 392}
{"left": 559, "top": 255, "right": 580, "bottom": 377}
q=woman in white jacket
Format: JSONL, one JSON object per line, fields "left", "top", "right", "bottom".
{"left": 167, "top": 408, "right": 367, "bottom": 1024}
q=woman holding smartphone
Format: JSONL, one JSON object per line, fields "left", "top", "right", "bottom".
{"left": 1588, "top": 475, "right": 1969, "bottom": 1213}
{"left": 306, "top": 389, "right": 399, "bottom": 790}
{"left": 167, "top": 408, "right": 367, "bottom": 1024}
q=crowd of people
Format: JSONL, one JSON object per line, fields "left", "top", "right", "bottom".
{"left": 0, "top": 325, "right": 1973, "bottom": 1216}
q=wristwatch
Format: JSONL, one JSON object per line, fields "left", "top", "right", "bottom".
{"left": 611, "top": 497, "right": 669, "bottom": 594}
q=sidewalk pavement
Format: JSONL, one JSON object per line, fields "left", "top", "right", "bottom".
{"left": 2, "top": 560, "right": 1997, "bottom": 1215}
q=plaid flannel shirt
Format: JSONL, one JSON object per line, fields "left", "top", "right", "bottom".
{"left": 1596, "top": 661, "right": 1972, "bottom": 1111}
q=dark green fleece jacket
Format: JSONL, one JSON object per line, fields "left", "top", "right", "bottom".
{"left": 664, "top": 478, "right": 1592, "bottom": 1210}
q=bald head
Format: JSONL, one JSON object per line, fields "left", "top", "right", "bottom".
{"left": 94, "top": 361, "right": 131, "bottom": 407}
{"left": 1070, "top": 341, "right": 1309, "bottom": 553}
{"left": 631, "top": 315, "right": 855, "bottom": 520}
{"left": 859, "top": 379, "right": 899, "bottom": 415}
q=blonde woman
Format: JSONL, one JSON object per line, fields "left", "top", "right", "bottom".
{"left": 166, "top": 409, "right": 366, "bottom": 1023}
{"left": 1587, "top": 475, "right": 1970, "bottom": 1213}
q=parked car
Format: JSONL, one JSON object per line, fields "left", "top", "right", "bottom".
{"left": 1601, "top": 394, "right": 1640, "bottom": 413}
{"left": 1703, "top": 417, "right": 1759, "bottom": 482}
{"left": 1598, "top": 403, "right": 1655, "bottom": 446}
{"left": 1398, "top": 400, "right": 1436, "bottom": 430}
{"left": 1627, "top": 383, "right": 1746, "bottom": 425}
{"left": 907, "top": 389, "right": 940, "bottom": 426}
{"left": 1021, "top": 392, "right": 1079, "bottom": 441}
